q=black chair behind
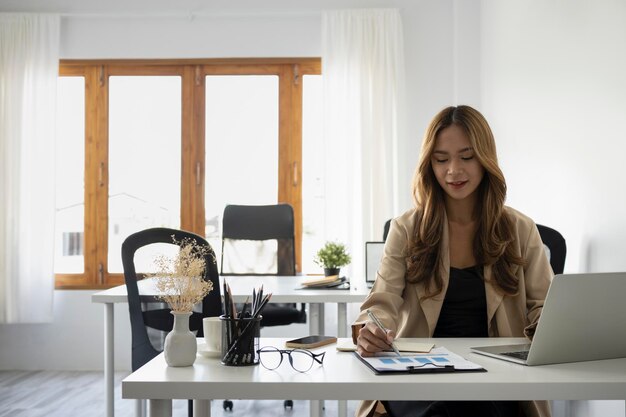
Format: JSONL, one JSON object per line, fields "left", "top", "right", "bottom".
{"left": 122, "top": 227, "right": 222, "bottom": 417}
{"left": 220, "top": 204, "right": 304, "bottom": 410}
{"left": 383, "top": 219, "right": 392, "bottom": 241}
{"left": 536, "top": 224, "right": 567, "bottom": 275}
{"left": 221, "top": 203, "right": 306, "bottom": 326}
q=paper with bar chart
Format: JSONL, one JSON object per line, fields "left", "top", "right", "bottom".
{"left": 356, "top": 347, "right": 486, "bottom": 374}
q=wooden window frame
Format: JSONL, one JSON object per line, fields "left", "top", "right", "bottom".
{"left": 55, "top": 58, "right": 321, "bottom": 289}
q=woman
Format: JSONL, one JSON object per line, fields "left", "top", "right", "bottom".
{"left": 353, "top": 105, "right": 553, "bottom": 417}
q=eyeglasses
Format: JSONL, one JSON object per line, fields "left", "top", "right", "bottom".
{"left": 257, "top": 346, "right": 325, "bottom": 373}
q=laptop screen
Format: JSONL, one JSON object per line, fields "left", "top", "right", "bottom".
{"left": 365, "top": 241, "right": 385, "bottom": 286}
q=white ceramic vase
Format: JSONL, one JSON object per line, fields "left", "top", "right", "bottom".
{"left": 164, "top": 311, "right": 197, "bottom": 367}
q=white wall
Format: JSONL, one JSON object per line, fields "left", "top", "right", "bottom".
{"left": 481, "top": 0, "right": 626, "bottom": 275}
{"left": 60, "top": 13, "right": 321, "bottom": 59}
{"left": 0, "top": 291, "right": 130, "bottom": 370}
{"left": 480, "top": 2, "right": 626, "bottom": 415}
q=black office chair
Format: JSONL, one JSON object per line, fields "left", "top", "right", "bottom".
{"left": 220, "top": 203, "right": 306, "bottom": 325}
{"left": 122, "top": 227, "right": 222, "bottom": 417}
{"left": 220, "top": 204, "right": 305, "bottom": 410}
{"left": 536, "top": 224, "right": 567, "bottom": 275}
{"left": 383, "top": 219, "right": 392, "bottom": 241}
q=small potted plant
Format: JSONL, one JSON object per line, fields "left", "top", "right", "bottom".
{"left": 314, "top": 241, "right": 351, "bottom": 276}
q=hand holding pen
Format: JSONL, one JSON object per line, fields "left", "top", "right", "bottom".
{"left": 365, "top": 309, "right": 401, "bottom": 356}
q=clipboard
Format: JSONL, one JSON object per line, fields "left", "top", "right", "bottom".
{"left": 354, "top": 347, "right": 486, "bottom": 375}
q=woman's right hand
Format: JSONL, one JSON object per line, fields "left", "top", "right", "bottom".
{"left": 356, "top": 321, "right": 396, "bottom": 357}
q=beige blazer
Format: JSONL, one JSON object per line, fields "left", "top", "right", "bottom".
{"left": 352, "top": 206, "right": 553, "bottom": 417}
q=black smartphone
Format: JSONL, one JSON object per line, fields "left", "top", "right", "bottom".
{"left": 285, "top": 335, "right": 337, "bottom": 349}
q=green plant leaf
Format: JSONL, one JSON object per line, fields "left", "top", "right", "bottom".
{"left": 313, "top": 241, "right": 351, "bottom": 269}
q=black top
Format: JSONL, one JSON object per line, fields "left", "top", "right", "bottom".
{"left": 433, "top": 266, "right": 488, "bottom": 338}
{"left": 383, "top": 266, "right": 519, "bottom": 417}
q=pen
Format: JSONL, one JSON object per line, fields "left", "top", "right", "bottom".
{"left": 366, "top": 309, "right": 401, "bottom": 356}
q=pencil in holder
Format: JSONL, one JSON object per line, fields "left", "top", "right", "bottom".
{"left": 220, "top": 315, "right": 262, "bottom": 366}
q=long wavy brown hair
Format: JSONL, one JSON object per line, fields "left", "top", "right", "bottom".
{"left": 406, "top": 105, "right": 525, "bottom": 298}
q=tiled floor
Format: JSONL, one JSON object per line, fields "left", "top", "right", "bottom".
{"left": 0, "top": 370, "right": 358, "bottom": 417}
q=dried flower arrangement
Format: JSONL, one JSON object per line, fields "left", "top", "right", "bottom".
{"left": 151, "top": 236, "right": 215, "bottom": 313}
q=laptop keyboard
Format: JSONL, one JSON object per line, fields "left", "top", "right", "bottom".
{"left": 501, "top": 350, "right": 529, "bottom": 360}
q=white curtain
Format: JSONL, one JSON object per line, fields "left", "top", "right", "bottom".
{"left": 0, "top": 14, "right": 60, "bottom": 323}
{"left": 321, "top": 9, "right": 405, "bottom": 279}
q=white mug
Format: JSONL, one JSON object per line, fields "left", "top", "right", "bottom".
{"left": 203, "top": 317, "right": 222, "bottom": 353}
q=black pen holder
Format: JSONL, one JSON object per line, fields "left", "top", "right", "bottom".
{"left": 220, "top": 315, "right": 262, "bottom": 366}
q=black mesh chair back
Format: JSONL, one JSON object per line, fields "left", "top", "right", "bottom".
{"left": 122, "top": 227, "right": 222, "bottom": 372}
{"left": 536, "top": 224, "right": 567, "bottom": 275}
{"left": 220, "top": 204, "right": 305, "bottom": 326}
{"left": 221, "top": 204, "right": 296, "bottom": 276}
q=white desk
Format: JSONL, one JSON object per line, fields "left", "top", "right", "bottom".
{"left": 91, "top": 276, "right": 369, "bottom": 417}
{"left": 123, "top": 337, "right": 626, "bottom": 417}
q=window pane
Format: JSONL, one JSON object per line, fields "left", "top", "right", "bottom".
{"left": 55, "top": 77, "right": 85, "bottom": 273}
{"left": 134, "top": 243, "right": 180, "bottom": 274}
{"left": 204, "top": 75, "right": 279, "bottom": 259}
{"left": 108, "top": 76, "right": 182, "bottom": 272}
{"left": 302, "top": 75, "right": 324, "bottom": 273}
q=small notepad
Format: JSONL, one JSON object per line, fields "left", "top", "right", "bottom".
{"left": 302, "top": 275, "right": 340, "bottom": 286}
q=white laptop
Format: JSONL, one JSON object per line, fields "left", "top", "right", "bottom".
{"left": 470, "top": 272, "right": 626, "bottom": 366}
{"left": 365, "top": 241, "right": 385, "bottom": 288}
